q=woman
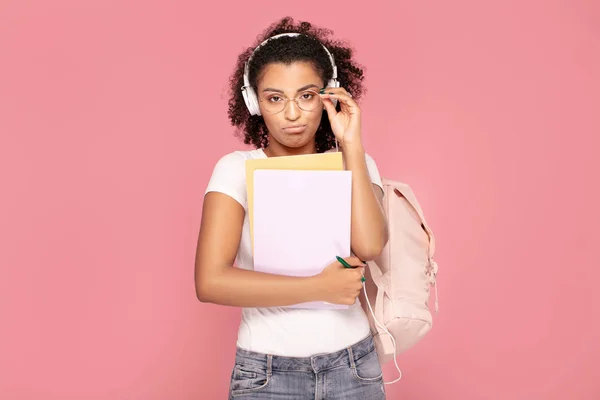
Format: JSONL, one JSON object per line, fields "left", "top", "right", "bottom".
{"left": 195, "top": 17, "right": 389, "bottom": 399}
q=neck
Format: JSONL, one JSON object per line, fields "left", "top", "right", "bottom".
{"left": 263, "top": 137, "right": 317, "bottom": 157}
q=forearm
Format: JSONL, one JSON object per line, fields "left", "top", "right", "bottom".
{"left": 196, "top": 266, "right": 323, "bottom": 307}
{"left": 343, "top": 142, "right": 388, "bottom": 260}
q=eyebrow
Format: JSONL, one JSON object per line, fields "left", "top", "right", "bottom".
{"left": 261, "top": 84, "right": 320, "bottom": 93}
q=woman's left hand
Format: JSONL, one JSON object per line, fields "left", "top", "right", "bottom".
{"left": 320, "top": 87, "right": 362, "bottom": 148}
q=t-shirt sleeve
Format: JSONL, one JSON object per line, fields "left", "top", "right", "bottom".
{"left": 365, "top": 153, "right": 383, "bottom": 192}
{"left": 204, "top": 152, "right": 247, "bottom": 210}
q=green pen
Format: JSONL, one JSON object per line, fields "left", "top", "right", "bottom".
{"left": 336, "top": 256, "right": 366, "bottom": 282}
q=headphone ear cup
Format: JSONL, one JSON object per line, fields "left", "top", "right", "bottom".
{"left": 242, "top": 86, "right": 262, "bottom": 116}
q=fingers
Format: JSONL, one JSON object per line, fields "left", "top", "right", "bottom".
{"left": 341, "top": 256, "right": 367, "bottom": 267}
{"left": 343, "top": 297, "right": 357, "bottom": 305}
{"left": 321, "top": 95, "right": 337, "bottom": 116}
{"left": 358, "top": 268, "right": 365, "bottom": 284}
{"left": 348, "top": 265, "right": 365, "bottom": 288}
{"left": 321, "top": 86, "right": 353, "bottom": 98}
{"left": 344, "top": 288, "right": 362, "bottom": 305}
{"left": 338, "top": 257, "right": 366, "bottom": 283}
{"left": 319, "top": 87, "right": 359, "bottom": 110}
{"left": 319, "top": 87, "right": 360, "bottom": 126}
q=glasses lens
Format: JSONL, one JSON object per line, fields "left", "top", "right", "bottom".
{"left": 260, "top": 90, "right": 322, "bottom": 114}
{"left": 297, "top": 90, "right": 321, "bottom": 111}
{"left": 262, "top": 94, "right": 286, "bottom": 114}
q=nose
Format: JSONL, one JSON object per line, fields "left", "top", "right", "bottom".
{"left": 284, "top": 100, "right": 301, "bottom": 121}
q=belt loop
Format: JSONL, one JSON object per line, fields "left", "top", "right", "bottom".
{"left": 266, "top": 355, "right": 273, "bottom": 376}
{"left": 347, "top": 345, "right": 356, "bottom": 369}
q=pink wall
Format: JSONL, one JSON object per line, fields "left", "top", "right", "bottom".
{"left": 1, "top": 0, "right": 598, "bottom": 399}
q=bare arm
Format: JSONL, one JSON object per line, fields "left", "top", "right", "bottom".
{"left": 194, "top": 192, "right": 364, "bottom": 307}
{"left": 195, "top": 192, "right": 323, "bottom": 306}
{"left": 318, "top": 88, "right": 388, "bottom": 261}
{"left": 343, "top": 143, "right": 388, "bottom": 261}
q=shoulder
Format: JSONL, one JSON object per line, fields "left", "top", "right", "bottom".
{"left": 205, "top": 149, "right": 263, "bottom": 210}
{"left": 213, "top": 149, "right": 260, "bottom": 166}
{"left": 327, "top": 148, "right": 383, "bottom": 190}
{"left": 364, "top": 152, "right": 381, "bottom": 172}
{"left": 326, "top": 148, "right": 378, "bottom": 165}
{"left": 210, "top": 149, "right": 265, "bottom": 175}
{"left": 364, "top": 152, "right": 377, "bottom": 164}
{"left": 363, "top": 152, "right": 384, "bottom": 191}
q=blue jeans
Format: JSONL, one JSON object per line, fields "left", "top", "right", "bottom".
{"left": 228, "top": 334, "right": 386, "bottom": 399}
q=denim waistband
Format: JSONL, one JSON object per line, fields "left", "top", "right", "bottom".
{"left": 234, "top": 334, "right": 375, "bottom": 374}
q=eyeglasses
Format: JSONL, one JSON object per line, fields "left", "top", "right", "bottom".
{"left": 259, "top": 89, "right": 323, "bottom": 114}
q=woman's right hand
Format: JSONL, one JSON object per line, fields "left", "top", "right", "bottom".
{"left": 314, "top": 257, "right": 366, "bottom": 305}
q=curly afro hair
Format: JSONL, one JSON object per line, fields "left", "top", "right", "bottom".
{"left": 227, "top": 17, "right": 366, "bottom": 153}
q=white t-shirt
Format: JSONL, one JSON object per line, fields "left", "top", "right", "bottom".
{"left": 204, "top": 148, "right": 384, "bottom": 357}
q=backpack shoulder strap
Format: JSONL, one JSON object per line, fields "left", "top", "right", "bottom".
{"left": 381, "top": 178, "right": 436, "bottom": 257}
{"left": 381, "top": 178, "right": 439, "bottom": 312}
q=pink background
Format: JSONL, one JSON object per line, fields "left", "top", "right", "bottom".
{"left": 1, "top": 0, "right": 599, "bottom": 399}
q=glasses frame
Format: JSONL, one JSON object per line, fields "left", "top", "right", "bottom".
{"left": 259, "top": 89, "right": 323, "bottom": 115}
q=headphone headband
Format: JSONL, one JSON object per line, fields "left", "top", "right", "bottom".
{"left": 241, "top": 33, "right": 339, "bottom": 116}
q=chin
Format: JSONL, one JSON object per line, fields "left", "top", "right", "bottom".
{"left": 286, "top": 136, "right": 314, "bottom": 149}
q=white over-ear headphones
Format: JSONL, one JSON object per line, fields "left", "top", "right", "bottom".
{"left": 241, "top": 33, "right": 340, "bottom": 116}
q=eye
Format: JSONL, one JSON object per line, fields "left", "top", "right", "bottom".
{"left": 268, "top": 95, "right": 283, "bottom": 103}
{"left": 300, "top": 92, "right": 314, "bottom": 100}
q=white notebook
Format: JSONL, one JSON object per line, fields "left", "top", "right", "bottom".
{"left": 252, "top": 169, "right": 353, "bottom": 309}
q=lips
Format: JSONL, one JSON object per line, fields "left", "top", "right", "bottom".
{"left": 283, "top": 125, "right": 306, "bottom": 134}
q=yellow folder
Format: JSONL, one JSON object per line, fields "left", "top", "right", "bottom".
{"left": 246, "top": 151, "right": 344, "bottom": 253}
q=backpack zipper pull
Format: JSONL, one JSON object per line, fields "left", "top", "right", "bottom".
{"left": 429, "top": 259, "right": 439, "bottom": 312}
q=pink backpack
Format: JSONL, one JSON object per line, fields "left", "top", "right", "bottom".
{"left": 362, "top": 178, "right": 439, "bottom": 384}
